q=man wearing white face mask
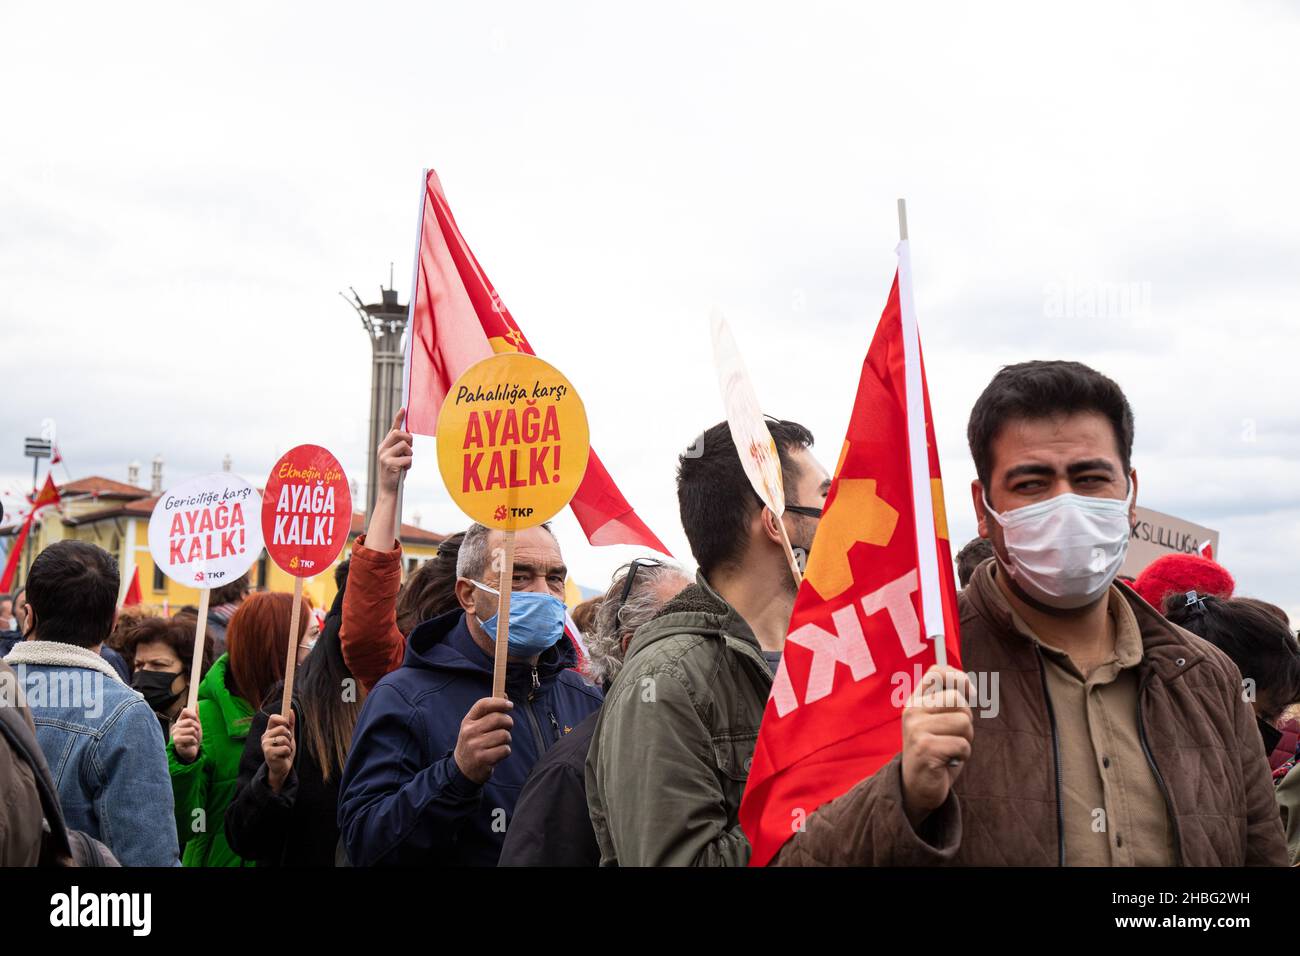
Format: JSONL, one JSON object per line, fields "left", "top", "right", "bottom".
{"left": 773, "top": 360, "right": 1286, "bottom": 867}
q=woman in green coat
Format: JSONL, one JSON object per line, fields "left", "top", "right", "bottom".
{"left": 167, "top": 591, "right": 314, "bottom": 867}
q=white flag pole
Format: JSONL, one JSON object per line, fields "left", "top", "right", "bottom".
{"left": 393, "top": 168, "right": 429, "bottom": 545}
{"left": 896, "top": 199, "right": 948, "bottom": 669}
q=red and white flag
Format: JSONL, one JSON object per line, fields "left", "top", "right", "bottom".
{"left": 0, "top": 475, "right": 62, "bottom": 591}
{"left": 739, "top": 237, "right": 962, "bottom": 867}
{"left": 401, "top": 170, "right": 670, "bottom": 554}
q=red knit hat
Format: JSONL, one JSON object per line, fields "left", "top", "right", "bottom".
{"left": 1132, "top": 553, "right": 1235, "bottom": 614}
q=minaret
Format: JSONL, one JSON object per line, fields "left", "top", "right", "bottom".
{"left": 344, "top": 269, "right": 408, "bottom": 522}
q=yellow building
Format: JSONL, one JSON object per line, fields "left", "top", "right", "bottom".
{"left": 3, "top": 476, "right": 446, "bottom": 612}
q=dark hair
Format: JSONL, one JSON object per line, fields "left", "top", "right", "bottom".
{"left": 107, "top": 606, "right": 159, "bottom": 665}
{"left": 294, "top": 569, "right": 363, "bottom": 782}
{"left": 226, "top": 592, "right": 307, "bottom": 708}
{"left": 210, "top": 572, "right": 251, "bottom": 606}
{"left": 26, "top": 540, "right": 120, "bottom": 647}
{"left": 967, "top": 360, "right": 1134, "bottom": 489}
{"left": 333, "top": 558, "right": 350, "bottom": 590}
{"left": 395, "top": 532, "right": 465, "bottom": 635}
{"left": 1166, "top": 594, "right": 1300, "bottom": 721}
{"left": 955, "top": 537, "right": 995, "bottom": 588}
{"left": 1233, "top": 596, "right": 1291, "bottom": 627}
{"left": 120, "top": 615, "right": 216, "bottom": 678}
{"left": 676, "top": 418, "right": 814, "bottom": 578}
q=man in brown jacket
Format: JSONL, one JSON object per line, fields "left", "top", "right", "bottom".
{"left": 774, "top": 360, "right": 1287, "bottom": 866}
{"left": 1, "top": 660, "right": 45, "bottom": 866}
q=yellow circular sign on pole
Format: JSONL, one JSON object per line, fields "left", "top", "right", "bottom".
{"left": 436, "top": 353, "right": 590, "bottom": 531}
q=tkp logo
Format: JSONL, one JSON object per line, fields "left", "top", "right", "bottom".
{"left": 494, "top": 504, "right": 508, "bottom": 522}
{"left": 193, "top": 572, "right": 205, "bottom": 583}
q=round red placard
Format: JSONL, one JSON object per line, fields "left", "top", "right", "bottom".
{"left": 261, "top": 444, "right": 352, "bottom": 577}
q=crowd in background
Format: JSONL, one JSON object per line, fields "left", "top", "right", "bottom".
{"left": 2, "top": 358, "right": 1299, "bottom": 867}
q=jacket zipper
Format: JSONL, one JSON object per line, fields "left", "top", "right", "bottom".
{"left": 524, "top": 665, "right": 547, "bottom": 754}
{"left": 1033, "top": 644, "right": 1066, "bottom": 867}
{"left": 1136, "top": 674, "right": 1184, "bottom": 866}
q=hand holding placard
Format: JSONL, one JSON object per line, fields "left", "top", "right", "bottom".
{"left": 368, "top": 409, "right": 414, "bottom": 552}
{"left": 170, "top": 707, "right": 203, "bottom": 764}
{"left": 263, "top": 712, "right": 297, "bottom": 793}
{"left": 453, "top": 697, "right": 516, "bottom": 783}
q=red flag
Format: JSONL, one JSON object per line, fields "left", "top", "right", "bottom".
{"left": 401, "top": 170, "right": 670, "bottom": 554}
{"left": 122, "top": 566, "right": 143, "bottom": 607}
{"left": 0, "top": 512, "right": 33, "bottom": 592}
{"left": 563, "top": 610, "right": 589, "bottom": 672}
{"left": 32, "top": 474, "right": 61, "bottom": 512}
{"left": 739, "top": 254, "right": 962, "bottom": 867}
{"left": 51, "top": 444, "right": 62, "bottom": 466}
{"left": 0, "top": 475, "right": 60, "bottom": 591}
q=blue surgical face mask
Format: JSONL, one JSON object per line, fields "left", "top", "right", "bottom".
{"left": 469, "top": 580, "right": 566, "bottom": 657}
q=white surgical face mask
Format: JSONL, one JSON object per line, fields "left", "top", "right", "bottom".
{"left": 983, "top": 483, "right": 1134, "bottom": 610}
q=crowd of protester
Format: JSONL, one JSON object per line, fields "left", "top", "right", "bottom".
{"left": 2, "top": 358, "right": 1298, "bottom": 867}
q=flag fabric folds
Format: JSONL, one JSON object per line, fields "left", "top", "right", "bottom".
{"left": 122, "top": 566, "right": 143, "bottom": 607}
{"left": 401, "top": 170, "right": 669, "bottom": 554}
{"left": 0, "top": 475, "right": 62, "bottom": 591}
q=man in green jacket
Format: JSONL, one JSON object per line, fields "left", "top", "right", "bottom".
{"left": 585, "top": 419, "right": 830, "bottom": 865}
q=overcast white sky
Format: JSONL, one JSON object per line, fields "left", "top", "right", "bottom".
{"left": 2, "top": 1, "right": 1298, "bottom": 620}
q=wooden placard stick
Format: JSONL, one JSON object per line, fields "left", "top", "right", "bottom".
{"left": 281, "top": 576, "right": 304, "bottom": 716}
{"left": 491, "top": 531, "right": 517, "bottom": 699}
{"left": 187, "top": 587, "right": 211, "bottom": 712}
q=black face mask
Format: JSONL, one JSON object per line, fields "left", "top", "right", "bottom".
{"left": 132, "top": 669, "right": 184, "bottom": 714}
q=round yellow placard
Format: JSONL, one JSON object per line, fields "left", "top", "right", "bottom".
{"left": 435, "top": 353, "right": 590, "bottom": 531}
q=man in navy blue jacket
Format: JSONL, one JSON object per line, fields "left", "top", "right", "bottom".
{"left": 337, "top": 522, "right": 603, "bottom": 866}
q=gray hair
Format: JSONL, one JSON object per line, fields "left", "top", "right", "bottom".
{"left": 585, "top": 559, "right": 687, "bottom": 688}
{"left": 455, "top": 523, "right": 494, "bottom": 581}
{"left": 455, "top": 521, "right": 559, "bottom": 582}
